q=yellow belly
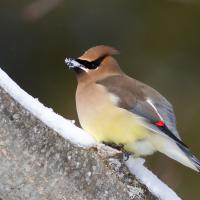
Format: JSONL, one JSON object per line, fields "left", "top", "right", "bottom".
{"left": 80, "top": 104, "right": 150, "bottom": 145}
{"left": 76, "top": 83, "right": 152, "bottom": 154}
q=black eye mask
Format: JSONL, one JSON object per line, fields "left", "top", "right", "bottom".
{"left": 75, "top": 56, "right": 105, "bottom": 70}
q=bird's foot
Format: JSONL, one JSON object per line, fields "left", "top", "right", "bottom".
{"left": 123, "top": 151, "right": 131, "bottom": 161}
{"left": 96, "top": 143, "right": 123, "bottom": 160}
{"left": 102, "top": 142, "right": 132, "bottom": 161}
{"left": 97, "top": 142, "right": 133, "bottom": 162}
{"left": 102, "top": 142, "right": 124, "bottom": 151}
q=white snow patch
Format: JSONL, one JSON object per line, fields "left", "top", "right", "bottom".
{"left": 0, "top": 68, "right": 96, "bottom": 147}
{"left": 0, "top": 67, "right": 182, "bottom": 200}
{"left": 126, "top": 157, "right": 182, "bottom": 200}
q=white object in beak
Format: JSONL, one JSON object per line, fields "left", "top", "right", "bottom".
{"left": 65, "top": 58, "right": 89, "bottom": 72}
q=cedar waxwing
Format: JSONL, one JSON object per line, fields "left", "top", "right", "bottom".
{"left": 65, "top": 45, "right": 200, "bottom": 172}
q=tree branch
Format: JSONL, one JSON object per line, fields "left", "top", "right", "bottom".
{"left": 0, "top": 68, "right": 181, "bottom": 200}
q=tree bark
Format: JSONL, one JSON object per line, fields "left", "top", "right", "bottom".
{"left": 0, "top": 86, "right": 157, "bottom": 200}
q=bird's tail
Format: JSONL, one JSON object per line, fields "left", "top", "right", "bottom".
{"left": 176, "top": 142, "right": 200, "bottom": 172}
{"left": 151, "top": 134, "right": 200, "bottom": 172}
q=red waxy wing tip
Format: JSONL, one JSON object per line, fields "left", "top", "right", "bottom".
{"left": 155, "top": 121, "right": 165, "bottom": 127}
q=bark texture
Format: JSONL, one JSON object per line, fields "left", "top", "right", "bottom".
{"left": 0, "top": 86, "right": 157, "bottom": 200}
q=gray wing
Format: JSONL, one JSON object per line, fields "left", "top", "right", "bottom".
{"left": 139, "top": 81, "right": 180, "bottom": 139}
{"left": 97, "top": 74, "right": 181, "bottom": 140}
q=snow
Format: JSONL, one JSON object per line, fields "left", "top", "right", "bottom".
{"left": 0, "top": 67, "right": 181, "bottom": 200}
{"left": 65, "top": 58, "right": 89, "bottom": 72}
{"left": 126, "top": 157, "right": 182, "bottom": 200}
{"left": 65, "top": 58, "right": 81, "bottom": 68}
{"left": 0, "top": 68, "right": 96, "bottom": 147}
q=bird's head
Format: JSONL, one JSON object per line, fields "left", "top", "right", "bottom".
{"left": 65, "top": 45, "right": 122, "bottom": 80}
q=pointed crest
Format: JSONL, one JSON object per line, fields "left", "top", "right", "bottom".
{"left": 79, "top": 45, "right": 120, "bottom": 61}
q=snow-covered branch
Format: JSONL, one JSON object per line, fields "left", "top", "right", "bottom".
{"left": 0, "top": 68, "right": 181, "bottom": 200}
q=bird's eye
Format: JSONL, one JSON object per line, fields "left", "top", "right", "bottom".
{"left": 75, "top": 59, "right": 91, "bottom": 68}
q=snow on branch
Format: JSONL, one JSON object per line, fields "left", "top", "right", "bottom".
{"left": 0, "top": 68, "right": 96, "bottom": 147}
{"left": 126, "top": 158, "right": 181, "bottom": 200}
{"left": 0, "top": 67, "right": 181, "bottom": 200}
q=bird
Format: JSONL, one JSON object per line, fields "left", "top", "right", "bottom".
{"left": 65, "top": 45, "right": 200, "bottom": 172}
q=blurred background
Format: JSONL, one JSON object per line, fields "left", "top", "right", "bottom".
{"left": 0, "top": 0, "right": 200, "bottom": 199}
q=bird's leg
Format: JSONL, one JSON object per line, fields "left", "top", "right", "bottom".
{"left": 103, "top": 142, "right": 124, "bottom": 151}
{"left": 95, "top": 142, "right": 136, "bottom": 162}
{"left": 123, "top": 151, "right": 131, "bottom": 161}
{"left": 96, "top": 142, "right": 123, "bottom": 159}
{"left": 102, "top": 142, "right": 131, "bottom": 161}
{"left": 96, "top": 143, "right": 123, "bottom": 159}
